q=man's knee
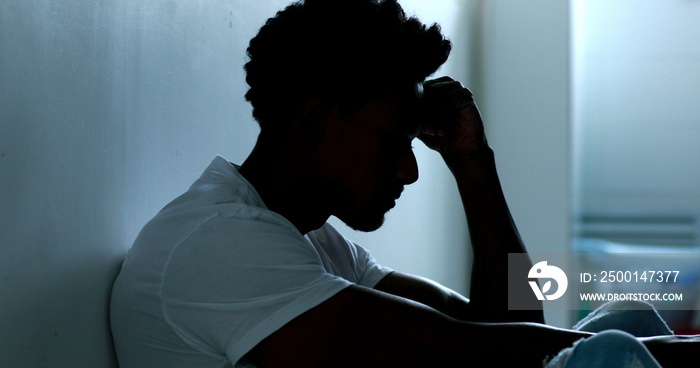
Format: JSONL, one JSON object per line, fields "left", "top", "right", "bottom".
{"left": 546, "top": 330, "right": 662, "bottom": 368}
{"left": 574, "top": 300, "right": 673, "bottom": 337}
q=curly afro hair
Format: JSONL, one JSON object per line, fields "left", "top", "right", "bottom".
{"left": 244, "top": 0, "right": 452, "bottom": 133}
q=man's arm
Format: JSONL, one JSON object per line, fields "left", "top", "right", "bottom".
{"left": 247, "top": 284, "right": 590, "bottom": 368}
{"left": 418, "top": 77, "right": 543, "bottom": 323}
{"left": 374, "top": 271, "right": 473, "bottom": 321}
{"left": 247, "top": 281, "right": 700, "bottom": 368}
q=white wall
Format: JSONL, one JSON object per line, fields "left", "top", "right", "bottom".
{"left": 0, "top": 1, "right": 476, "bottom": 366}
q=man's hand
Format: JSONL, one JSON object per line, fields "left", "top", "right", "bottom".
{"left": 418, "top": 76, "right": 489, "bottom": 159}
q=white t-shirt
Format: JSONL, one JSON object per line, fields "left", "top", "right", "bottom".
{"left": 110, "top": 156, "right": 393, "bottom": 368}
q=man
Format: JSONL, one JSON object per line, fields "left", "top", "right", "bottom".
{"left": 110, "top": 0, "right": 695, "bottom": 367}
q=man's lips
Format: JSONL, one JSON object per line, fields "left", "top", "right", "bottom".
{"left": 388, "top": 187, "right": 404, "bottom": 206}
{"left": 390, "top": 186, "right": 404, "bottom": 201}
{"left": 372, "top": 186, "right": 405, "bottom": 211}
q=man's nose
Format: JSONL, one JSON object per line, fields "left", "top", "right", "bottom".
{"left": 396, "top": 149, "right": 419, "bottom": 185}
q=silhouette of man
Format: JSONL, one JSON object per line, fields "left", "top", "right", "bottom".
{"left": 111, "top": 1, "right": 696, "bottom": 367}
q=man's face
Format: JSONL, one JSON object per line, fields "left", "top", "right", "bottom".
{"left": 317, "top": 89, "right": 421, "bottom": 232}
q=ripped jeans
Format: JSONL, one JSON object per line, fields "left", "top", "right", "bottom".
{"left": 544, "top": 300, "right": 673, "bottom": 368}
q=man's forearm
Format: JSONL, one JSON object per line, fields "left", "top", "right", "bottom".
{"left": 445, "top": 147, "right": 544, "bottom": 323}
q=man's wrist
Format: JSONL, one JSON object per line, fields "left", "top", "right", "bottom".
{"left": 442, "top": 146, "right": 496, "bottom": 177}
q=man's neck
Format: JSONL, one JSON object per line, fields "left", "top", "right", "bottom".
{"left": 238, "top": 144, "right": 330, "bottom": 235}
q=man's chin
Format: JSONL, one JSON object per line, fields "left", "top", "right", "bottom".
{"left": 337, "top": 209, "right": 390, "bottom": 233}
{"left": 346, "top": 218, "right": 385, "bottom": 232}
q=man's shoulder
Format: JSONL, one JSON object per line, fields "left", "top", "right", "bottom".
{"left": 151, "top": 156, "right": 294, "bottom": 231}
{"left": 306, "top": 223, "right": 362, "bottom": 269}
{"left": 307, "top": 222, "right": 346, "bottom": 244}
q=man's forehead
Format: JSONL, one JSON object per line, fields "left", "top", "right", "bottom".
{"left": 348, "top": 82, "right": 422, "bottom": 137}
{"left": 391, "top": 82, "right": 424, "bottom": 136}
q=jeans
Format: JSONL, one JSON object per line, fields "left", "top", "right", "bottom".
{"left": 544, "top": 301, "right": 672, "bottom": 368}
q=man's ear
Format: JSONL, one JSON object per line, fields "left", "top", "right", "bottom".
{"left": 297, "top": 97, "right": 337, "bottom": 143}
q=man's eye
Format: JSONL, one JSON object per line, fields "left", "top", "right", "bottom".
{"left": 382, "top": 133, "right": 413, "bottom": 153}
{"left": 396, "top": 138, "right": 410, "bottom": 149}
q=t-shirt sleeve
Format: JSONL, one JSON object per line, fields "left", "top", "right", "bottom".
{"left": 352, "top": 240, "right": 394, "bottom": 287}
{"left": 308, "top": 223, "right": 394, "bottom": 288}
{"left": 160, "top": 216, "right": 352, "bottom": 367}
